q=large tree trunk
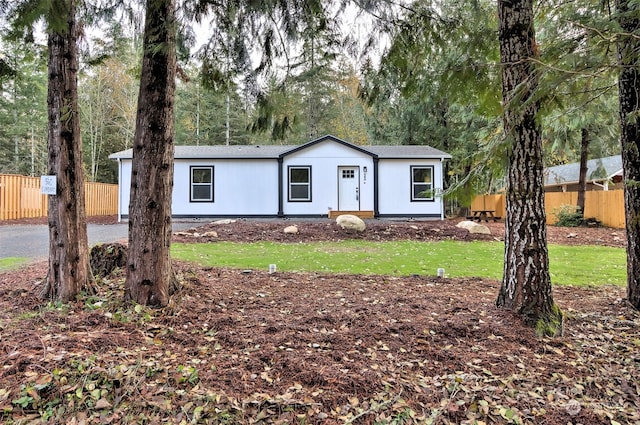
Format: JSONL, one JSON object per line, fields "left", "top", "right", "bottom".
{"left": 616, "top": 0, "right": 640, "bottom": 310}
{"left": 495, "top": 0, "right": 562, "bottom": 333}
{"left": 42, "top": 0, "right": 94, "bottom": 301}
{"left": 125, "top": 0, "right": 177, "bottom": 307}
{"left": 577, "top": 128, "right": 589, "bottom": 214}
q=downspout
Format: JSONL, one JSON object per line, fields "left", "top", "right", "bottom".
{"left": 278, "top": 157, "right": 284, "bottom": 217}
{"left": 592, "top": 180, "right": 609, "bottom": 191}
{"left": 373, "top": 156, "right": 379, "bottom": 217}
{"left": 117, "top": 158, "right": 122, "bottom": 222}
{"left": 440, "top": 158, "right": 445, "bottom": 220}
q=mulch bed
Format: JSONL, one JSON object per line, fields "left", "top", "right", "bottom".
{"left": 0, "top": 214, "right": 627, "bottom": 248}
{"left": 170, "top": 217, "right": 627, "bottom": 248}
{"left": 0, "top": 217, "right": 637, "bottom": 424}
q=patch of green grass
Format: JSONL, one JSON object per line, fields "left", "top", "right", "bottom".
{"left": 172, "top": 240, "right": 626, "bottom": 286}
{"left": 0, "top": 257, "right": 29, "bottom": 272}
{"left": 548, "top": 245, "right": 626, "bottom": 286}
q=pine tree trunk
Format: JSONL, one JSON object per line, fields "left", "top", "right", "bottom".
{"left": 577, "top": 128, "right": 589, "bottom": 214}
{"left": 125, "top": 0, "right": 177, "bottom": 307}
{"left": 495, "top": 0, "right": 561, "bottom": 332}
{"left": 616, "top": 0, "right": 640, "bottom": 310}
{"left": 42, "top": 0, "right": 94, "bottom": 301}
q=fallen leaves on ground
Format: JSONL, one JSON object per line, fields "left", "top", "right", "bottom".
{"left": 0, "top": 219, "right": 636, "bottom": 424}
{"left": 1, "top": 262, "right": 638, "bottom": 424}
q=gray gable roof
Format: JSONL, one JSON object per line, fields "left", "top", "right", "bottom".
{"left": 109, "top": 144, "right": 290, "bottom": 160}
{"left": 109, "top": 135, "right": 451, "bottom": 160}
{"left": 544, "top": 155, "right": 622, "bottom": 186}
{"left": 366, "top": 145, "right": 451, "bottom": 158}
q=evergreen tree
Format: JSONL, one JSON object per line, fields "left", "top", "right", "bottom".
{"left": 125, "top": 0, "right": 177, "bottom": 307}
{"left": 194, "top": 0, "right": 357, "bottom": 144}
{"left": 0, "top": 36, "right": 48, "bottom": 176}
{"left": 495, "top": 0, "right": 562, "bottom": 334}
{"left": 360, "top": 0, "right": 502, "bottom": 210}
{"left": 79, "top": 31, "right": 140, "bottom": 183}
{"left": 5, "top": 0, "right": 95, "bottom": 301}
{"left": 326, "top": 60, "right": 368, "bottom": 145}
{"left": 175, "top": 66, "right": 252, "bottom": 145}
{"left": 536, "top": 0, "right": 619, "bottom": 214}
{"left": 616, "top": 0, "right": 640, "bottom": 310}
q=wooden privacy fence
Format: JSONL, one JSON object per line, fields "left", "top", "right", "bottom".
{"left": 0, "top": 174, "right": 118, "bottom": 220}
{"left": 471, "top": 190, "right": 626, "bottom": 229}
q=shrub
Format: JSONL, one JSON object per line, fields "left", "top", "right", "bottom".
{"left": 554, "top": 205, "right": 584, "bottom": 227}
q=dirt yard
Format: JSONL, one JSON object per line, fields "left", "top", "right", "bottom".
{"left": 0, "top": 218, "right": 637, "bottom": 424}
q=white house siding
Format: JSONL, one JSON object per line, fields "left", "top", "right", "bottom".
{"left": 172, "top": 159, "right": 279, "bottom": 216}
{"left": 376, "top": 158, "right": 444, "bottom": 218}
{"left": 281, "top": 141, "right": 375, "bottom": 215}
{"left": 117, "top": 160, "right": 132, "bottom": 217}
{"left": 116, "top": 159, "right": 279, "bottom": 217}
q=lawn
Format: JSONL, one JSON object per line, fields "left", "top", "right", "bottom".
{"left": 0, "top": 257, "right": 28, "bottom": 272}
{"left": 172, "top": 240, "right": 626, "bottom": 286}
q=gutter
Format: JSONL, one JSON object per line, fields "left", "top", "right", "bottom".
{"left": 117, "top": 158, "right": 122, "bottom": 222}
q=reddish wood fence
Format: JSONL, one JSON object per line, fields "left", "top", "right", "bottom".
{"left": 0, "top": 174, "right": 118, "bottom": 220}
{"left": 472, "top": 190, "right": 626, "bottom": 229}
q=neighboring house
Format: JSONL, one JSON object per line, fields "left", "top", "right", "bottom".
{"left": 544, "top": 155, "right": 623, "bottom": 192}
{"left": 109, "top": 135, "right": 451, "bottom": 220}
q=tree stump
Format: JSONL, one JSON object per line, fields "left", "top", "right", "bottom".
{"left": 90, "top": 243, "right": 127, "bottom": 278}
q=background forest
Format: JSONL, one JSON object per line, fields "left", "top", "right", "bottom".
{"left": 0, "top": 0, "right": 622, "bottom": 200}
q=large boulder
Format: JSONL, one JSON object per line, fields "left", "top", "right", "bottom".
{"left": 456, "top": 220, "right": 475, "bottom": 230}
{"left": 456, "top": 220, "right": 491, "bottom": 235}
{"left": 336, "top": 214, "right": 366, "bottom": 232}
{"left": 284, "top": 225, "right": 299, "bottom": 234}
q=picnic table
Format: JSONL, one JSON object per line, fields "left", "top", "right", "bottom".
{"left": 467, "top": 210, "right": 500, "bottom": 222}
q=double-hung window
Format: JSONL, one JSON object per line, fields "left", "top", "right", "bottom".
{"left": 288, "top": 166, "right": 311, "bottom": 202}
{"left": 190, "top": 166, "right": 214, "bottom": 202}
{"left": 411, "top": 166, "right": 434, "bottom": 201}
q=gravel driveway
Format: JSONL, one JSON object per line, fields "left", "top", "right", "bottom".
{"left": 0, "top": 222, "right": 195, "bottom": 260}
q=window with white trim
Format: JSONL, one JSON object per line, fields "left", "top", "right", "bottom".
{"left": 288, "top": 166, "right": 311, "bottom": 202}
{"left": 190, "top": 166, "right": 214, "bottom": 202}
{"left": 411, "top": 166, "right": 434, "bottom": 201}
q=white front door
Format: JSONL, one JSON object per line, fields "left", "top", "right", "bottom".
{"left": 338, "top": 166, "right": 360, "bottom": 210}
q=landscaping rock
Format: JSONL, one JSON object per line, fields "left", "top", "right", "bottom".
{"left": 468, "top": 224, "right": 491, "bottom": 235}
{"left": 336, "top": 214, "right": 366, "bottom": 232}
{"left": 455, "top": 220, "right": 476, "bottom": 230}
{"left": 202, "top": 231, "right": 218, "bottom": 238}
{"left": 211, "top": 219, "right": 236, "bottom": 225}
{"left": 284, "top": 225, "right": 299, "bottom": 234}
{"left": 456, "top": 220, "right": 491, "bottom": 235}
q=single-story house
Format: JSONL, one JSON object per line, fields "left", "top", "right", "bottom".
{"left": 109, "top": 134, "right": 451, "bottom": 220}
{"left": 544, "top": 155, "right": 623, "bottom": 192}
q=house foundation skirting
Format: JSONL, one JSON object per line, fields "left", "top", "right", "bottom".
{"left": 118, "top": 212, "right": 444, "bottom": 221}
